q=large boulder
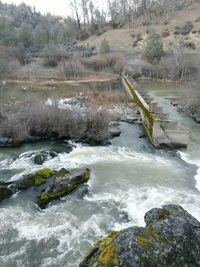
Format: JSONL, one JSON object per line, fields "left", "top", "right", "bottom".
{"left": 80, "top": 205, "right": 200, "bottom": 267}
{"left": 37, "top": 168, "right": 90, "bottom": 209}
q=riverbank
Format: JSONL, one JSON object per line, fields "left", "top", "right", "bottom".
{"left": 170, "top": 97, "right": 200, "bottom": 123}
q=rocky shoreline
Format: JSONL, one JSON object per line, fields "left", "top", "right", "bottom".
{"left": 170, "top": 98, "right": 200, "bottom": 124}
{"left": 80, "top": 205, "right": 200, "bottom": 267}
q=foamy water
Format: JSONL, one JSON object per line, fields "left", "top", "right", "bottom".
{"left": 1, "top": 84, "right": 200, "bottom": 266}
{"left": 178, "top": 151, "right": 200, "bottom": 191}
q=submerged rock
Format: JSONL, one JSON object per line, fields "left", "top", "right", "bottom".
{"left": 33, "top": 151, "right": 57, "bottom": 165}
{"left": 80, "top": 205, "right": 200, "bottom": 267}
{"left": 37, "top": 168, "right": 90, "bottom": 209}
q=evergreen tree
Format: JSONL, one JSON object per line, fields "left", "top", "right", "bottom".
{"left": 99, "top": 38, "right": 110, "bottom": 54}
{"left": 142, "top": 28, "right": 164, "bottom": 63}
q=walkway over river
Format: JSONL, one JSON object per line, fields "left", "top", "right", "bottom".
{"left": 121, "top": 74, "right": 189, "bottom": 148}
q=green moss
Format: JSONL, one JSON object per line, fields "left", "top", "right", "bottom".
{"left": 98, "top": 243, "right": 118, "bottom": 267}
{"left": 91, "top": 231, "right": 120, "bottom": 267}
{"left": 83, "top": 169, "right": 90, "bottom": 182}
{"left": 38, "top": 168, "right": 91, "bottom": 208}
{"left": 137, "top": 226, "right": 167, "bottom": 250}
{"left": 137, "top": 234, "right": 152, "bottom": 249}
{"left": 34, "top": 168, "right": 56, "bottom": 186}
{"left": 158, "top": 209, "right": 170, "bottom": 221}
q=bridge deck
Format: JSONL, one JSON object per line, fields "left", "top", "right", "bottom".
{"left": 121, "top": 74, "right": 189, "bottom": 148}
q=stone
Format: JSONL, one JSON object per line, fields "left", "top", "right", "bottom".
{"left": 14, "top": 168, "right": 57, "bottom": 189}
{"left": 37, "top": 168, "right": 90, "bottom": 209}
{"left": 33, "top": 151, "right": 57, "bottom": 165}
{"left": 80, "top": 205, "right": 200, "bottom": 267}
{"left": 109, "top": 127, "right": 121, "bottom": 137}
{"left": 0, "top": 185, "right": 15, "bottom": 203}
{"left": 0, "top": 137, "right": 13, "bottom": 145}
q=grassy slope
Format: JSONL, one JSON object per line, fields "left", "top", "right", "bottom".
{"left": 80, "top": 2, "right": 200, "bottom": 50}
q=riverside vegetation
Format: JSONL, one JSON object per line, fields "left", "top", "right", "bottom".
{"left": 0, "top": 102, "right": 112, "bottom": 146}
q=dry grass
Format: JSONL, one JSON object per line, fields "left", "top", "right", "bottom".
{"left": 86, "top": 88, "right": 128, "bottom": 108}
{"left": 0, "top": 102, "right": 112, "bottom": 145}
{"left": 79, "top": 2, "right": 200, "bottom": 50}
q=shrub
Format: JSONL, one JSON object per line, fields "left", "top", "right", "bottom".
{"left": 174, "top": 21, "right": 193, "bottom": 35}
{"left": 0, "top": 103, "right": 112, "bottom": 145}
{"left": 12, "top": 45, "right": 31, "bottom": 65}
{"left": 99, "top": 39, "right": 110, "bottom": 55}
{"left": 60, "top": 58, "right": 89, "bottom": 78}
{"left": 162, "top": 30, "right": 170, "bottom": 38}
{"left": 183, "top": 41, "right": 196, "bottom": 50}
{"left": 81, "top": 54, "right": 125, "bottom": 73}
{"left": 142, "top": 28, "right": 164, "bottom": 64}
{"left": 163, "top": 20, "right": 169, "bottom": 25}
{"left": 0, "top": 46, "right": 12, "bottom": 78}
{"left": 76, "top": 29, "right": 89, "bottom": 41}
{"left": 42, "top": 45, "right": 68, "bottom": 67}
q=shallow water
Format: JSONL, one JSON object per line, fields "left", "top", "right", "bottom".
{"left": 0, "top": 82, "right": 200, "bottom": 267}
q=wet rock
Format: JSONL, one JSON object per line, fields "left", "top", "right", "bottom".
{"left": 0, "top": 185, "right": 15, "bottom": 203}
{"left": 33, "top": 151, "right": 57, "bottom": 165}
{"left": 109, "top": 123, "right": 121, "bottom": 138}
{"left": 194, "top": 115, "right": 200, "bottom": 123}
{"left": 0, "top": 137, "right": 13, "bottom": 146}
{"left": 37, "top": 168, "right": 90, "bottom": 209}
{"left": 80, "top": 204, "right": 200, "bottom": 267}
{"left": 14, "top": 168, "right": 57, "bottom": 189}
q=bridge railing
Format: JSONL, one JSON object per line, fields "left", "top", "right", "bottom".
{"left": 121, "top": 74, "right": 162, "bottom": 146}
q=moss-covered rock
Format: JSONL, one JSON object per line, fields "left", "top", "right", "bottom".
{"left": 80, "top": 205, "right": 200, "bottom": 267}
{"left": 15, "top": 168, "right": 56, "bottom": 189}
{"left": 80, "top": 231, "right": 120, "bottom": 267}
{"left": 37, "top": 168, "right": 90, "bottom": 209}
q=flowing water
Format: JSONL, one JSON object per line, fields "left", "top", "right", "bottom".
{"left": 0, "top": 82, "right": 200, "bottom": 267}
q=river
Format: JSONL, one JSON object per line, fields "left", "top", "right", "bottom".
{"left": 0, "top": 82, "right": 200, "bottom": 267}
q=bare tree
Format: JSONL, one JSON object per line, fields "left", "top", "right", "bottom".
{"left": 70, "top": 0, "right": 81, "bottom": 30}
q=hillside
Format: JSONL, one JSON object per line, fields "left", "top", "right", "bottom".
{"left": 80, "top": 1, "right": 200, "bottom": 50}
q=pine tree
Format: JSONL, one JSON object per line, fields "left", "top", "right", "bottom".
{"left": 142, "top": 28, "right": 164, "bottom": 63}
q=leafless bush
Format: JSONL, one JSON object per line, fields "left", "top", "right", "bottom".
{"left": 85, "top": 109, "right": 111, "bottom": 144}
{"left": 0, "top": 46, "right": 12, "bottom": 79}
{"left": 42, "top": 45, "right": 69, "bottom": 67}
{"left": 59, "top": 58, "right": 90, "bottom": 79}
{"left": 81, "top": 54, "right": 125, "bottom": 73}
{"left": 0, "top": 102, "right": 112, "bottom": 145}
{"left": 181, "top": 89, "right": 200, "bottom": 122}
{"left": 58, "top": 54, "right": 125, "bottom": 78}
{"left": 182, "top": 41, "right": 196, "bottom": 50}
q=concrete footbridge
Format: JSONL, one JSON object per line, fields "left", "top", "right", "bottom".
{"left": 121, "top": 74, "right": 189, "bottom": 148}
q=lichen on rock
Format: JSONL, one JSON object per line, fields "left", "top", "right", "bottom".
{"left": 37, "top": 168, "right": 91, "bottom": 209}
{"left": 34, "top": 168, "right": 56, "bottom": 186}
{"left": 80, "top": 205, "right": 200, "bottom": 267}
{"left": 14, "top": 167, "right": 57, "bottom": 189}
{"left": 80, "top": 231, "right": 120, "bottom": 267}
